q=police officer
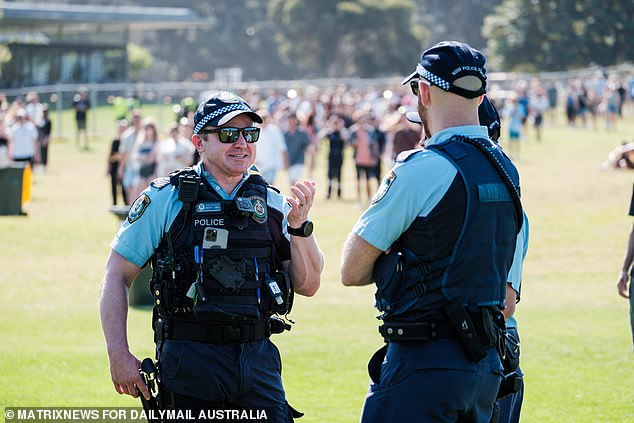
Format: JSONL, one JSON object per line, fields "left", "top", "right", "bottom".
{"left": 478, "top": 96, "right": 528, "bottom": 423}
{"left": 341, "top": 41, "right": 529, "bottom": 422}
{"left": 100, "top": 91, "right": 323, "bottom": 422}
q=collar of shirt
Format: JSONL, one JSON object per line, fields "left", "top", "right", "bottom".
{"left": 195, "top": 162, "right": 249, "bottom": 200}
{"left": 425, "top": 125, "right": 489, "bottom": 148}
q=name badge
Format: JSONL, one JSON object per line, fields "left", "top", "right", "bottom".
{"left": 195, "top": 202, "right": 222, "bottom": 214}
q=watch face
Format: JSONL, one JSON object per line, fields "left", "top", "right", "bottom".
{"left": 303, "top": 220, "right": 314, "bottom": 237}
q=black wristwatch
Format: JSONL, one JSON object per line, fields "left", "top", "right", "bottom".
{"left": 287, "top": 220, "right": 314, "bottom": 237}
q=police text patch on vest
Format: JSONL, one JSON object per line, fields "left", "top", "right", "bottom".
{"left": 372, "top": 171, "right": 396, "bottom": 204}
{"left": 128, "top": 194, "right": 151, "bottom": 223}
{"left": 250, "top": 196, "right": 267, "bottom": 223}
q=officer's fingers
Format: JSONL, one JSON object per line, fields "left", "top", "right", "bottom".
{"left": 290, "top": 186, "right": 307, "bottom": 205}
{"left": 618, "top": 286, "right": 629, "bottom": 298}
{"left": 118, "top": 383, "right": 132, "bottom": 396}
{"left": 135, "top": 375, "right": 151, "bottom": 400}
{"left": 293, "top": 183, "right": 316, "bottom": 208}
{"left": 125, "top": 382, "right": 139, "bottom": 398}
{"left": 114, "top": 383, "right": 125, "bottom": 395}
{"left": 287, "top": 196, "right": 301, "bottom": 210}
{"left": 297, "top": 179, "right": 317, "bottom": 197}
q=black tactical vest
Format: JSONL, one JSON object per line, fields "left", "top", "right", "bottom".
{"left": 374, "top": 136, "right": 522, "bottom": 322}
{"left": 149, "top": 169, "right": 289, "bottom": 324}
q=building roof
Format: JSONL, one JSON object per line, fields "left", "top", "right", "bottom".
{"left": 0, "top": 1, "right": 208, "bottom": 32}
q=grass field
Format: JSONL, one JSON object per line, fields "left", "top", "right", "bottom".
{"left": 1, "top": 105, "right": 634, "bottom": 422}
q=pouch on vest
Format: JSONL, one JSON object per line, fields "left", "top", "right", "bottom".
{"left": 373, "top": 251, "right": 406, "bottom": 313}
{"left": 503, "top": 327, "right": 520, "bottom": 373}
{"left": 367, "top": 344, "right": 388, "bottom": 385}
{"left": 208, "top": 255, "right": 246, "bottom": 290}
{"left": 270, "top": 270, "right": 294, "bottom": 315}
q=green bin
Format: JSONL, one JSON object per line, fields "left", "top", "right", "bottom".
{"left": 0, "top": 164, "right": 26, "bottom": 216}
{"left": 110, "top": 205, "right": 154, "bottom": 307}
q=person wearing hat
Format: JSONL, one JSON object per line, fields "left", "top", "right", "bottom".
{"left": 100, "top": 91, "right": 323, "bottom": 422}
{"left": 479, "top": 96, "right": 527, "bottom": 423}
{"left": 341, "top": 41, "right": 529, "bottom": 422}
{"left": 8, "top": 108, "right": 39, "bottom": 168}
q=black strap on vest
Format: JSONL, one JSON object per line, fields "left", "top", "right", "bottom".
{"left": 449, "top": 135, "right": 523, "bottom": 231}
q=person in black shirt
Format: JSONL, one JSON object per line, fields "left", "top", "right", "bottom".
{"left": 324, "top": 114, "right": 346, "bottom": 199}
{"left": 73, "top": 91, "right": 91, "bottom": 150}
{"left": 107, "top": 120, "right": 128, "bottom": 205}
{"left": 37, "top": 105, "right": 52, "bottom": 171}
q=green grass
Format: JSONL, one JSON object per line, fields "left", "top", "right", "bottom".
{"left": 1, "top": 105, "right": 634, "bottom": 422}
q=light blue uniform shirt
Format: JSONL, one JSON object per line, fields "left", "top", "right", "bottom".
{"left": 111, "top": 163, "right": 292, "bottom": 268}
{"left": 353, "top": 125, "right": 529, "bottom": 318}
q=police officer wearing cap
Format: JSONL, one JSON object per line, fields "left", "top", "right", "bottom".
{"left": 100, "top": 91, "right": 323, "bottom": 422}
{"left": 479, "top": 96, "right": 527, "bottom": 423}
{"left": 341, "top": 41, "right": 529, "bottom": 422}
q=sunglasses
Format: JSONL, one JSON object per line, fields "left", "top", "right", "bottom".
{"left": 200, "top": 127, "right": 260, "bottom": 144}
{"left": 409, "top": 78, "right": 431, "bottom": 97}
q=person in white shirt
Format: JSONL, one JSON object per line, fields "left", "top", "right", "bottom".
{"left": 9, "top": 109, "right": 38, "bottom": 167}
{"left": 255, "top": 110, "right": 288, "bottom": 184}
{"left": 156, "top": 122, "right": 196, "bottom": 177}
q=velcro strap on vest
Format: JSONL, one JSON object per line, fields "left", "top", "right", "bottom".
{"left": 228, "top": 247, "right": 272, "bottom": 260}
{"left": 156, "top": 318, "right": 271, "bottom": 344}
{"left": 379, "top": 320, "right": 455, "bottom": 342}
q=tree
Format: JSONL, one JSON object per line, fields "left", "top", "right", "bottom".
{"left": 269, "top": 0, "right": 426, "bottom": 78}
{"left": 415, "top": 0, "right": 503, "bottom": 50}
{"left": 483, "top": 0, "right": 634, "bottom": 71}
{"left": 0, "top": 44, "right": 12, "bottom": 78}
{"left": 127, "top": 43, "right": 153, "bottom": 81}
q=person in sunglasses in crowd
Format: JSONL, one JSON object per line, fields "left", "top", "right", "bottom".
{"left": 100, "top": 91, "right": 323, "bottom": 422}
{"left": 341, "top": 41, "right": 529, "bottom": 422}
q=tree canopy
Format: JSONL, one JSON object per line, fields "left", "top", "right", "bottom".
{"left": 268, "top": 0, "right": 426, "bottom": 78}
{"left": 483, "top": 0, "right": 634, "bottom": 71}
{"left": 9, "top": 0, "right": 633, "bottom": 81}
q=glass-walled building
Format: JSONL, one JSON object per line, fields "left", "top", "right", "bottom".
{"left": 0, "top": 2, "right": 204, "bottom": 88}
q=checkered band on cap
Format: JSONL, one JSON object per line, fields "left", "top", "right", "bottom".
{"left": 194, "top": 103, "right": 251, "bottom": 134}
{"left": 418, "top": 66, "right": 451, "bottom": 91}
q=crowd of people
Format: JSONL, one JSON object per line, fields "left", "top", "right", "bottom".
{"left": 0, "top": 92, "right": 52, "bottom": 171}
{"left": 2, "top": 68, "right": 633, "bottom": 208}
{"left": 104, "top": 84, "right": 425, "bottom": 209}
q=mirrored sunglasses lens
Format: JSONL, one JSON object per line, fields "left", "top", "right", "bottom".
{"left": 243, "top": 128, "right": 260, "bottom": 143}
{"left": 218, "top": 128, "right": 240, "bottom": 143}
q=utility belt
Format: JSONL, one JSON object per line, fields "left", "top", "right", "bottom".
{"left": 379, "top": 319, "right": 456, "bottom": 342}
{"left": 154, "top": 316, "right": 290, "bottom": 345}
{"left": 379, "top": 301, "right": 505, "bottom": 363}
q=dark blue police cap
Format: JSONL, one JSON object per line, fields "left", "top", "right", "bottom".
{"left": 402, "top": 41, "right": 487, "bottom": 99}
{"left": 478, "top": 96, "right": 501, "bottom": 141}
{"left": 193, "top": 91, "right": 262, "bottom": 135}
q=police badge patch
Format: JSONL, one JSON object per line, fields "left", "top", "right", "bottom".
{"left": 371, "top": 171, "right": 396, "bottom": 204}
{"left": 216, "top": 91, "right": 241, "bottom": 103}
{"left": 250, "top": 196, "right": 267, "bottom": 224}
{"left": 128, "top": 194, "right": 151, "bottom": 223}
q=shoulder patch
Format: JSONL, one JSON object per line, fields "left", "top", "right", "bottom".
{"left": 128, "top": 194, "right": 151, "bottom": 223}
{"left": 371, "top": 170, "right": 396, "bottom": 204}
{"left": 250, "top": 196, "right": 267, "bottom": 224}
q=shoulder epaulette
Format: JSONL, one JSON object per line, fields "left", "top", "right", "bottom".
{"left": 396, "top": 148, "right": 423, "bottom": 163}
{"left": 150, "top": 176, "right": 171, "bottom": 190}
